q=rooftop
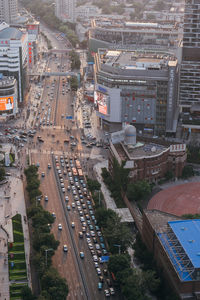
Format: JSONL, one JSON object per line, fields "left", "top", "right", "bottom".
{"left": 99, "top": 49, "right": 177, "bottom": 71}
{"left": 169, "top": 220, "right": 200, "bottom": 269}
{"left": 0, "top": 76, "right": 15, "bottom": 87}
{"left": 114, "top": 141, "right": 168, "bottom": 160}
{"left": 0, "top": 27, "right": 23, "bottom": 40}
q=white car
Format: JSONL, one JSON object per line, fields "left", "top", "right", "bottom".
{"left": 104, "top": 289, "right": 110, "bottom": 297}
{"left": 71, "top": 222, "right": 75, "bottom": 228}
{"left": 96, "top": 268, "right": 101, "bottom": 275}
{"left": 62, "top": 188, "right": 65, "bottom": 193}
{"left": 58, "top": 224, "right": 62, "bottom": 230}
{"left": 44, "top": 195, "right": 48, "bottom": 201}
{"left": 63, "top": 245, "right": 68, "bottom": 252}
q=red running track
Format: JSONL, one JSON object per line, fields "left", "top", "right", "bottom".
{"left": 147, "top": 182, "right": 200, "bottom": 216}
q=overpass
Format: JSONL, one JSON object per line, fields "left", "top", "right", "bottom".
{"left": 27, "top": 71, "right": 77, "bottom": 77}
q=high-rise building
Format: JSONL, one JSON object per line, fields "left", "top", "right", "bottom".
{"left": 0, "top": 0, "right": 19, "bottom": 24}
{"left": 55, "top": 0, "right": 76, "bottom": 23}
{"left": 179, "top": 0, "right": 200, "bottom": 110}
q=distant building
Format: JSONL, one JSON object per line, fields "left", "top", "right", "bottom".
{"left": 109, "top": 125, "right": 186, "bottom": 183}
{"left": 179, "top": 0, "right": 200, "bottom": 111}
{"left": 143, "top": 211, "right": 200, "bottom": 300}
{"left": 89, "top": 19, "right": 181, "bottom": 53}
{"left": 55, "top": 0, "right": 76, "bottom": 23}
{"left": 0, "top": 0, "right": 19, "bottom": 24}
{"left": 26, "top": 21, "right": 40, "bottom": 69}
{"left": 94, "top": 49, "right": 179, "bottom": 135}
{"left": 0, "top": 22, "right": 28, "bottom": 103}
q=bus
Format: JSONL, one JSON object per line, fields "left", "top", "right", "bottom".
{"left": 75, "top": 160, "right": 81, "bottom": 169}
{"left": 78, "top": 168, "right": 83, "bottom": 179}
{"left": 72, "top": 167, "right": 78, "bottom": 177}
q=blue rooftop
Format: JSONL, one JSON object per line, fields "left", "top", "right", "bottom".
{"left": 169, "top": 219, "right": 200, "bottom": 269}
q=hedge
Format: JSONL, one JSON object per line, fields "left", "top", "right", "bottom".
{"left": 12, "top": 220, "right": 23, "bottom": 233}
{"left": 9, "top": 243, "right": 24, "bottom": 252}
{"left": 13, "top": 231, "right": 24, "bottom": 243}
{"left": 9, "top": 252, "right": 25, "bottom": 260}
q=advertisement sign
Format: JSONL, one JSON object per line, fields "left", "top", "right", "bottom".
{"left": 0, "top": 96, "right": 14, "bottom": 111}
{"left": 94, "top": 91, "right": 108, "bottom": 115}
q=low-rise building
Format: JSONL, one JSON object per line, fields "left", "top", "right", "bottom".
{"left": 143, "top": 210, "right": 200, "bottom": 300}
{"left": 0, "top": 75, "right": 18, "bottom": 117}
{"left": 109, "top": 125, "right": 186, "bottom": 183}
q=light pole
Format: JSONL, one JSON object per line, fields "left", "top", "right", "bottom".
{"left": 45, "top": 248, "right": 53, "bottom": 267}
{"left": 113, "top": 244, "right": 121, "bottom": 255}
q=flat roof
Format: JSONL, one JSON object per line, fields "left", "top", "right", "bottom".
{"left": 168, "top": 219, "right": 200, "bottom": 269}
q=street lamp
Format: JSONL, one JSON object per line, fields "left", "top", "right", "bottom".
{"left": 45, "top": 248, "right": 53, "bottom": 267}
{"left": 113, "top": 244, "right": 121, "bottom": 255}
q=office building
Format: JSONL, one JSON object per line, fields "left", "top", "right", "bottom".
{"left": 179, "top": 0, "right": 200, "bottom": 111}
{"left": 55, "top": 0, "right": 76, "bottom": 23}
{"left": 94, "top": 49, "right": 179, "bottom": 135}
{"left": 0, "top": 22, "right": 28, "bottom": 103}
{"left": 0, "top": 0, "right": 19, "bottom": 24}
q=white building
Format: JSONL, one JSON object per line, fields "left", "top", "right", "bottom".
{"left": 55, "top": 0, "right": 76, "bottom": 23}
{"left": 0, "top": 22, "right": 28, "bottom": 103}
{"left": 0, "top": 0, "right": 19, "bottom": 24}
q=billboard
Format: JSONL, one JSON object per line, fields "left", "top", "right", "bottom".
{"left": 94, "top": 90, "right": 109, "bottom": 115}
{"left": 0, "top": 96, "right": 14, "bottom": 111}
{"left": 170, "top": 144, "right": 186, "bottom": 152}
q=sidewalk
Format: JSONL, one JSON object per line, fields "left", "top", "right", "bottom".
{"left": 0, "top": 169, "right": 31, "bottom": 299}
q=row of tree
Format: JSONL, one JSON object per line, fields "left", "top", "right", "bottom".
{"left": 24, "top": 165, "right": 68, "bottom": 300}
{"left": 69, "top": 50, "right": 81, "bottom": 70}
{"left": 21, "top": 0, "right": 79, "bottom": 47}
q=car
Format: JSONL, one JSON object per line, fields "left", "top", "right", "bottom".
{"left": 58, "top": 224, "right": 62, "bottom": 230}
{"left": 109, "top": 287, "right": 115, "bottom": 295}
{"left": 99, "top": 236, "right": 104, "bottom": 243}
{"left": 72, "top": 202, "right": 75, "bottom": 208}
{"left": 52, "top": 212, "right": 56, "bottom": 218}
{"left": 80, "top": 217, "right": 85, "bottom": 223}
{"left": 98, "top": 282, "right": 103, "bottom": 290}
{"left": 79, "top": 211, "right": 84, "bottom": 216}
{"left": 103, "top": 269, "right": 108, "bottom": 276}
{"left": 82, "top": 226, "right": 86, "bottom": 233}
{"left": 44, "top": 195, "right": 48, "bottom": 201}
{"left": 48, "top": 163, "right": 51, "bottom": 169}
{"left": 71, "top": 222, "right": 75, "bottom": 228}
{"left": 67, "top": 205, "right": 71, "bottom": 211}
{"left": 93, "top": 255, "right": 98, "bottom": 262}
{"left": 99, "top": 276, "right": 104, "bottom": 283}
{"left": 89, "top": 225, "right": 94, "bottom": 230}
{"left": 90, "top": 231, "right": 95, "bottom": 237}
{"left": 79, "top": 232, "right": 83, "bottom": 238}
{"left": 41, "top": 172, "right": 45, "bottom": 177}
{"left": 80, "top": 252, "right": 84, "bottom": 258}
{"left": 97, "top": 231, "right": 102, "bottom": 237}
{"left": 102, "top": 249, "right": 108, "bottom": 255}
{"left": 106, "top": 279, "right": 112, "bottom": 287}
{"left": 60, "top": 178, "right": 64, "bottom": 183}
{"left": 91, "top": 215, "right": 96, "bottom": 221}
{"left": 90, "top": 249, "right": 95, "bottom": 256}
{"left": 73, "top": 190, "right": 77, "bottom": 195}
{"left": 104, "top": 289, "right": 110, "bottom": 297}
{"left": 96, "top": 250, "right": 102, "bottom": 257}
{"left": 86, "top": 214, "right": 90, "bottom": 220}
{"left": 63, "top": 245, "right": 68, "bottom": 252}
{"left": 94, "top": 262, "right": 99, "bottom": 268}
{"left": 93, "top": 237, "right": 97, "bottom": 244}
{"left": 65, "top": 196, "right": 69, "bottom": 202}
{"left": 87, "top": 220, "right": 91, "bottom": 225}
{"left": 86, "top": 232, "right": 90, "bottom": 238}
{"left": 101, "top": 243, "right": 105, "bottom": 249}
{"left": 67, "top": 186, "right": 70, "bottom": 191}
{"left": 96, "top": 268, "right": 101, "bottom": 275}
{"left": 99, "top": 257, "right": 103, "bottom": 264}
{"left": 88, "top": 243, "right": 93, "bottom": 250}
{"left": 96, "top": 244, "right": 101, "bottom": 250}
{"left": 86, "top": 238, "right": 91, "bottom": 244}
{"left": 62, "top": 187, "right": 66, "bottom": 193}
{"left": 61, "top": 183, "right": 65, "bottom": 188}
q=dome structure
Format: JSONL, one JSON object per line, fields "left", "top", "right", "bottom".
{"left": 124, "top": 125, "right": 136, "bottom": 145}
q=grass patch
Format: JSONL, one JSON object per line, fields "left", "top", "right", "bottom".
{"left": 13, "top": 231, "right": 24, "bottom": 243}
{"left": 12, "top": 220, "right": 23, "bottom": 233}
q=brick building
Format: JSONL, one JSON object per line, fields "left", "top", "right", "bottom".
{"left": 109, "top": 125, "right": 187, "bottom": 183}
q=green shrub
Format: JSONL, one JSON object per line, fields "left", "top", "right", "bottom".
{"left": 12, "top": 214, "right": 22, "bottom": 222}
{"left": 12, "top": 221, "right": 23, "bottom": 233}
{"left": 9, "top": 243, "right": 24, "bottom": 252}
{"left": 13, "top": 231, "right": 24, "bottom": 243}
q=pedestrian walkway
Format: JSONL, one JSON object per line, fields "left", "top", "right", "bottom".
{"left": 94, "top": 160, "right": 134, "bottom": 223}
{"left": 0, "top": 169, "right": 31, "bottom": 299}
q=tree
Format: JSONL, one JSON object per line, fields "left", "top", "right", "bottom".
{"left": 142, "top": 270, "right": 160, "bottom": 293}
{"left": 21, "top": 286, "right": 36, "bottom": 300}
{"left": 164, "top": 170, "right": 174, "bottom": 181}
{"left": 95, "top": 207, "right": 116, "bottom": 228}
{"left": 181, "top": 165, "right": 194, "bottom": 179}
{"left": 86, "top": 177, "right": 101, "bottom": 192}
{"left": 104, "top": 216, "right": 133, "bottom": 253}
{"left": 41, "top": 267, "right": 69, "bottom": 300}
{"left": 69, "top": 76, "right": 78, "bottom": 91}
{"left": 33, "top": 232, "right": 59, "bottom": 252}
{"left": 0, "top": 167, "right": 5, "bottom": 181}
{"left": 127, "top": 180, "right": 151, "bottom": 202}
{"left": 108, "top": 254, "right": 131, "bottom": 276}
{"left": 121, "top": 271, "right": 146, "bottom": 300}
